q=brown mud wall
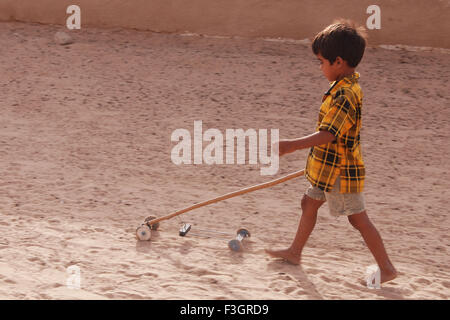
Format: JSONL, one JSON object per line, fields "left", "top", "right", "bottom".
{"left": 0, "top": 0, "right": 449, "bottom": 48}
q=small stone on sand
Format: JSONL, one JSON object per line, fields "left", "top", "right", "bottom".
{"left": 54, "top": 31, "right": 73, "bottom": 45}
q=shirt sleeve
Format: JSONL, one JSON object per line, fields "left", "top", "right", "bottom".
{"left": 318, "top": 91, "right": 357, "bottom": 138}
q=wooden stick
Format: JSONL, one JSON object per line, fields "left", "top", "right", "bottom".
{"left": 147, "top": 169, "right": 305, "bottom": 226}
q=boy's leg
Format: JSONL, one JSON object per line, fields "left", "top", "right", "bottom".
{"left": 348, "top": 211, "right": 397, "bottom": 283}
{"left": 265, "top": 194, "right": 325, "bottom": 265}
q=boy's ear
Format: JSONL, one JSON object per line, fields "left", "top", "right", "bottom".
{"left": 335, "top": 56, "right": 344, "bottom": 66}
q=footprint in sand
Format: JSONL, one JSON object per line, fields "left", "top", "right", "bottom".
{"left": 28, "top": 256, "right": 47, "bottom": 266}
{"left": 414, "top": 278, "right": 432, "bottom": 286}
{"left": 304, "top": 268, "right": 322, "bottom": 275}
{"left": 284, "top": 286, "right": 297, "bottom": 294}
{"left": 3, "top": 278, "right": 18, "bottom": 284}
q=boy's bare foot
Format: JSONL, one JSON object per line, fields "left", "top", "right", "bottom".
{"left": 265, "top": 248, "right": 301, "bottom": 265}
{"left": 380, "top": 267, "right": 398, "bottom": 284}
{"left": 362, "top": 266, "right": 398, "bottom": 287}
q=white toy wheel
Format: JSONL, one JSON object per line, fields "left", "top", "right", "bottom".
{"left": 136, "top": 224, "right": 152, "bottom": 241}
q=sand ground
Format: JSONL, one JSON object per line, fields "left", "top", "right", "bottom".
{"left": 0, "top": 21, "right": 449, "bottom": 299}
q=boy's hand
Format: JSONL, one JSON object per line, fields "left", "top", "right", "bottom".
{"left": 273, "top": 140, "right": 295, "bottom": 157}
{"left": 273, "top": 132, "right": 336, "bottom": 157}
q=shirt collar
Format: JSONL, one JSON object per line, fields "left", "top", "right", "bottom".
{"left": 323, "top": 72, "right": 360, "bottom": 97}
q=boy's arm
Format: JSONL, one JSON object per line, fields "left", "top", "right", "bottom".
{"left": 277, "top": 130, "right": 336, "bottom": 156}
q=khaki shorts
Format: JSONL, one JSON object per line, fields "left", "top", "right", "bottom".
{"left": 305, "top": 176, "right": 366, "bottom": 217}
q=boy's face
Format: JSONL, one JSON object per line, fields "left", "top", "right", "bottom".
{"left": 316, "top": 53, "right": 340, "bottom": 82}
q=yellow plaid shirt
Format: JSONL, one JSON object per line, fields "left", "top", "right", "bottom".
{"left": 305, "top": 72, "right": 365, "bottom": 193}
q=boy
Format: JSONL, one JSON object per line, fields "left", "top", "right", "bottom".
{"left": 266, "top": 21, "right": 397, "bottom": 284}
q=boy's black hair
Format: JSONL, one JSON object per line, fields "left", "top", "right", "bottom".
{"left": 312, "top": 19, "right": 367, "bottom": 67}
